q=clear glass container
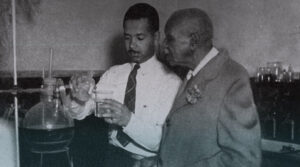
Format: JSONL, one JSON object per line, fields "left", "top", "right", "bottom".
{"left": 267, "top": 61, "right": 283, "bottom": 82}
{"left": 256, "top": 67, "right": 266, "bottom": 82}
{"left": 287, "top": 64, "right": 294, "bottom": 83}
{"left": 22, "top": 78, "right": 74, "bottom": 130}
{"left": 21, "top": 78, "right": 74, "bottom": 153}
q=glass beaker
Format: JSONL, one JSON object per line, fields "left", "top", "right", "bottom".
{"left": 94, "top": 89, "right": 114, "bottom": 118}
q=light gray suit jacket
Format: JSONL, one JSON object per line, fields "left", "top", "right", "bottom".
{"left": 159, "top": 50, "right": 261, "bottom": 167}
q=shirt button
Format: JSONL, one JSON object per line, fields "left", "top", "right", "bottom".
{"left": 166, "top": 119, "right": 171, "bottom": 127}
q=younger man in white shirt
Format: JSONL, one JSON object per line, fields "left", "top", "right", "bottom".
{"left": 68, "top": 3, "right": 181, "bottom": 167}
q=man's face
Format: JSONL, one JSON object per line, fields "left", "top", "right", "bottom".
{"left": 163, "top": 24, "right": 193, "bottom": 68}
{"left": 124, "top": 19, "right": 157, "bottom": 64}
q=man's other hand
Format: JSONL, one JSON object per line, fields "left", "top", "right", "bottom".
{"left": 99, "top": 99, "right": 132, "bottom": 127}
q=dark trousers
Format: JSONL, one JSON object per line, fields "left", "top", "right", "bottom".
{"left": 103, "top": 145, "right": 136, "bottom": 167}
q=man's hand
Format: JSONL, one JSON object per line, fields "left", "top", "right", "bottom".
{"left": 98, "top": 99, "right": 132, "bottom": 127}
{"left": 69, "top": 72, "right": 95, "bottom": 103}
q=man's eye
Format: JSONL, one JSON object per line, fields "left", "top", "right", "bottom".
{"left": 166, "top": 36, "right": 173, "bottom": 42}
{"left": 137, "top": 36, "right": 145, "bottom": 40}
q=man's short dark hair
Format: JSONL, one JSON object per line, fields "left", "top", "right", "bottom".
{"left": 123, "top": 3, "right": 159, "bottom": 33}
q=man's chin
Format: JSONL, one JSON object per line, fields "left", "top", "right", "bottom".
{"left": 166, "top": 59, "right": 177, "bottom": 67}
{"left": 129, "top": 57, "right": 140, "bottom": 62}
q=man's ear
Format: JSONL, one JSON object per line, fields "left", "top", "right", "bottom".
{"left": 154, "top": 31, "right": 160, "bottom": 50}
{"left": 154, "top": 31, "right": 160, "bottom": 42}
{"left": 190, "top": 36, "right": 197, "bottom": 51}
{"left": 190, "top": 31, "right": 202, "bottom": 50}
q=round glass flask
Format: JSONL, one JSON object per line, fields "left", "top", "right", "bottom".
{"left": 22, "top": 78, "right": 74, "bottom": 130}
{"left": 21, "top": 78, "right": 74, "bottom": 153}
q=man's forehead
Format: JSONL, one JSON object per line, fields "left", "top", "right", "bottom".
{"left": 124, "top": 18, "right": 149, "bottom": 27}
{"left": 166, "top": 19, "right": 199, "bottom": 36}
{"left": 124, "top": 19, "right": 151, "bottom": 33}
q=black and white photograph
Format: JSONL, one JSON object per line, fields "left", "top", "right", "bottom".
{"left": 1, "top": 0, "right": 300, "bottom": 167}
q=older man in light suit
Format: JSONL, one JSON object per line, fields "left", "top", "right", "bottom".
{"left": 135, "top": 8, "right": 261, "bottom": 167}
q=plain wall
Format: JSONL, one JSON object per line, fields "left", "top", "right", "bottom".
{"left": 177, "top": 0, "right": 300, "bottom": 74}
{"left": 1, "top": 0, "right": 175, "bottom": 73}
{"left": 1, "top": 0, "right": 300, "bottom": 75}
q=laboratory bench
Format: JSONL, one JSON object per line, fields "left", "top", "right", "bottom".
{"left": 1, "top": 76, "right": 300, "bottom": 166}
{"left": 18, "top": 116, "right": 300, "bottom": 167}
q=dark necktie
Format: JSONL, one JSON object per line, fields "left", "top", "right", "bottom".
{"left": 116, "top": 63, "right": 140, "bottom": 146}
{"left": 123, "top": 64, "right": 140, "bottom": 112}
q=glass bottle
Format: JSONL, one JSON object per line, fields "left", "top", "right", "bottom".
{"left": 255, "top": 67, "right": 262, "bottom": 83}
{"left": 287, "top": 64, "right": 294, "bottom": 83}
{"left": 21, "top": 78, "right": 74, "bottom": 153}
{"left": 265, "top": 67, "right": 274, "bottom": 83}
{"left": 22, "top": 78, "right": 74, "bottom": 130}
{"left": 258, "top": 67, "right": 266, "bottom": 82}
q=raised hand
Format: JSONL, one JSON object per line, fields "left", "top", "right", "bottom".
{"left": 69, "top": 72, "right": 95, "bottom": 103}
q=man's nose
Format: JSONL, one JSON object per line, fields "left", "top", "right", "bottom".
{"left": 129, "top": 38, "right": 137, "bottom": 49}
{"left": 163, "top": 47, "right": 170, "bottom": 56}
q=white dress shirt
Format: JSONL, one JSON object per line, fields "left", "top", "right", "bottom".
{"left": 70, "top": 55, "right": 181, "bottom": 158}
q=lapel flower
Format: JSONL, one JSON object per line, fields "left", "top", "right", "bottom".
{"left": 186, "top": 84, "right": 203, "bottom": 104}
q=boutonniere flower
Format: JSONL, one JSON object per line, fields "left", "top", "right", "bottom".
{"left": 186, "top": 84, "right": 203, "bottom": 104}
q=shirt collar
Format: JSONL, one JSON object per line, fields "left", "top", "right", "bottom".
{"left": 186, "top": 47, "right": 219, "bottom": 80}
{"left": 130, "top": 55, "right": 159, "bottom": 74}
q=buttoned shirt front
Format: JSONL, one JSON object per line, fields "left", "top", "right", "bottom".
{"left": 70, "top": 55, "right": 181, "bottom": 158}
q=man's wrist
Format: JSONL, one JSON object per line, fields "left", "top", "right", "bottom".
{"left": 69, "top": 98, "right": 94, "bottom": 120}
{"left": 72, "top": 96, "right": 89, "bottom": 106}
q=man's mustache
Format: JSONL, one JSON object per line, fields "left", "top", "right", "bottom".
{"left": 128, "top": 50, "right": 139, "bottom": 54}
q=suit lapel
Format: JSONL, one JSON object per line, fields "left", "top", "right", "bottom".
{"left": 160, "top": 50, "right": 231, "bottom": 151}
{"left": 171, "top": 50, "right": 229, "bottom": 111}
